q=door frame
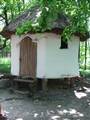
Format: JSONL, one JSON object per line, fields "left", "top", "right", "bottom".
{"left": 19, "top": 36, "right": 37, "bottom": 78}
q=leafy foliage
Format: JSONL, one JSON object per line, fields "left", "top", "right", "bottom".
{"left": 0, "top": 58, "right": 11, "bottom": 73}
{"left": 0, "top": 0, "right": 30, "bottom": 54}
{"left": 14, "top": 0, "right": 90, "bottom": 40}
{"left": 0, "top": 0, "right": 35, "bottom": 25}
{"left": 16, "top": 21, "right": 33, "bottom": 35}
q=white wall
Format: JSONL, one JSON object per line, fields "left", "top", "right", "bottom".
{"left": 11, "top": 34, "right": 37, "bottom": 75}
{"left": 11, "top": 33, "right": 80, "bottom": 78}
{"left": 11, "top": 35, "right": 20, "bottom": 75}
{"left": 36, "top": 37, "right": 46, "bottom": 78}
{"left": 44, "top": 33, "right": 80, "bottom": 78}
{"left": 35, "top": 33, "right": 80, "bottom": 78}
{"left": 11, "top": 34, "right": 36, "bottom": 75}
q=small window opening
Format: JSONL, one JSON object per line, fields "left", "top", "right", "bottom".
{"left": 60, "top": 36, "right": 68, "bottom": 49}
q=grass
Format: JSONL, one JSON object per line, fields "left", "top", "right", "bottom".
{"left": 80, "top": 65, "right": 90, "bottom": 77}
{"left": 80, "top": 68, "right": 90, "bottom": 78}
{"left": 0, "top": 58, "right": 11, "bottom": 74}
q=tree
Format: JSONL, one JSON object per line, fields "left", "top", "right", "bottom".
{"left": 0, "top": 0, "right": 30, "bottom": 50}
{"left": 13, "top": 0, "right": 90, "bottom": 40}
{"left": 0, "top": 0, "right": 90, "bottom": 37}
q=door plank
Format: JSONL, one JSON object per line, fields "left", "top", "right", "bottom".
{"left": 20, "top": 37, "right": 37, "bottom": 78}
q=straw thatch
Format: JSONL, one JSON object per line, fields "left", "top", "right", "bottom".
{"left": 0, "top": 6, "right": 89, "bottom": 41}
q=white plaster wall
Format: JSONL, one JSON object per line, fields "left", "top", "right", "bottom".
{"left": 35, "top": 33, "right": 80, "bottom": 78}
{"left": 11, "top": 34, "right": 38, "bottom": 75}
{"left": 11, "top": 34, "right": 45, "bottom": 76}
{"left": 36, "top": 38, "right": 46, "bottom": 78}
{"left": 44, "top": 33, "right": 80, "bottom": 78}
{"left": 11, "top": 35, "right": 20, "bottom": 75}
{"left": 11, "top": 33, "right": 80, "bottom": 78}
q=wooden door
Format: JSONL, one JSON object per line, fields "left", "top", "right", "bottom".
{"left": 20, "top": 37, "right": 37, "bottom": 78}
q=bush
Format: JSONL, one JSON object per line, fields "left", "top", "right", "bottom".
{"left": 0, "top": 58, "right": 11, "bottom": 74}
{"left": 80, "top": 69, "right": 90, "bottom": 78}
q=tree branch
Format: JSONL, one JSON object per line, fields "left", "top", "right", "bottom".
{"left": 0, "top": 40, "right": 7, "bottom": 50}
{"left": 0, "top": 18, "right": 4, "bottom": 21}
{"left": 0, "top": 14, "right": 5, "bottom": 20}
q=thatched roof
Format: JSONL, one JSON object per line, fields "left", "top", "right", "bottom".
{"left": 0, "top": 6, "right": 89, "bottom": 41}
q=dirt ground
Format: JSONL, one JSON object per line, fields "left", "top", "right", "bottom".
{"left": 0, "top": 84, "right": 90, "bottom": 120}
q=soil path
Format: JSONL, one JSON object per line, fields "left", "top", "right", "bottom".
{"left": 0, "top": 87, "right": 90, "bottom": 120}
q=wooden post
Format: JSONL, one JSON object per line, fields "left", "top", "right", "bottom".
{"left": 0, "top": 104, "right": 7, "bottom": 120}
{"left": 0, "top": 104, "right": 4, "bottom": 115}
{"left": 42, "top": 78, "right": 48, "bottom": 92}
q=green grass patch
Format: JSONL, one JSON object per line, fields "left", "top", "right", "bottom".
{"left": 80, "top": 69, "right": 90, "bottom": 77}
{"left": 0, "top": 58, "right": 11, "bottom": 74}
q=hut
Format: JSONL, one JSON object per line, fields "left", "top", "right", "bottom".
{"left": 0, "top": 6, "right": 89, "bottom": 89}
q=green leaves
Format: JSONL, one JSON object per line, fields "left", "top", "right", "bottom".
{"left": 16, "top": 0, "right": 90, "bottom": 39}
{"left": 0, "top": 0, "right": 33, "bottom": 24}
{"left": 16, "top": 21, "right": 33, "bottom": 35}
{"left": 1, "top": 0, "right": 90, "bottom": 39}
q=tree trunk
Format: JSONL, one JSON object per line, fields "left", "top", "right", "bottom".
{"left": 84, "top": 41, "right": 87, "bottom": 70}
{"left": 3, "top": 6, "right": 8, "bottom": 26}
{"left": 22, "top": 0, "right": 25, "bottom": 4}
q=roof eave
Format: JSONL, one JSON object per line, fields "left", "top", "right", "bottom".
{"left": 0, "top": 28, "right": 89, "bottom": 41}
{"left": 0, "top": 30, "right": 14, "bottom": 39}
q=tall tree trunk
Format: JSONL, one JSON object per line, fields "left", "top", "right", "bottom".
{"left": 22, "top": 0, "right": 25, "bottom": 10}
{"left": 0, "top": 6, "right": 8, "bottom": 50}
{"left": 78, "top": 42, "right": 80, "bottom": 68}
{"left": 84, "top": 41, "right": 87, "bottom": 70}
{"left": 11, "top": 7, "right": 14, "bottom": 20}
{"left": 3, "top": 6, "right": 8, "bottom": 26}
{"left": 22, "top": 0, "right": 25, "bottom": 4}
